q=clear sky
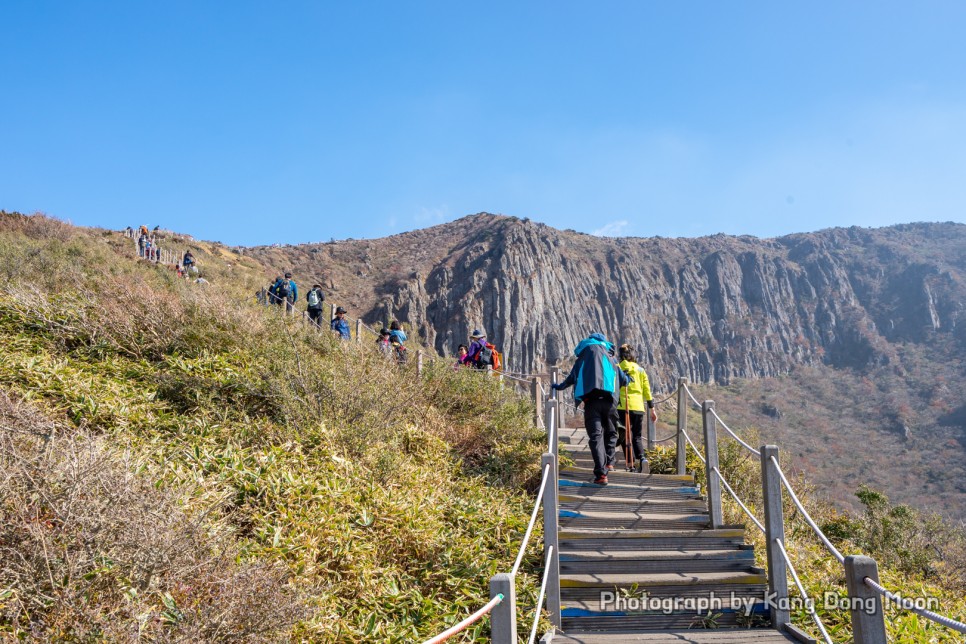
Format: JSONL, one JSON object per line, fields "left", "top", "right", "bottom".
{"left": 3, "top": 2, "right": 966, "bottom": 246}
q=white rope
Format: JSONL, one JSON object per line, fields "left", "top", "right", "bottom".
{"left": 712, "top": 466, "right": 765, "bottom": 534}
{"left": 420, "top": 593, "right": 505, "bottom": 644}
{"left": 681, "top": 428, "right": 705, "bottom": 464}
{"left": 683, "top": 383, "right": 702, "bottom": 409}
{"left": 526, "top": 545, "right": 554, "bottom": 644}
{"left": 652, "top": 390, "right": 677, "bottom": 405}
{"left": 653, "top": 431, "right": 677, "bottom": 443}
{"left": 863, "top": 576, "right": 966, "bottom": 635}
{"left": 774, "top": 539, "right": 834, "bottom": 644}
{"left": 511, "top": 463, "right": 552, "bottom": 576}
{"left": 770, "top": 456, "right": 845, "bottom": 564}
{"left": 710, "top": 408, "right": 761, "bottom": 456}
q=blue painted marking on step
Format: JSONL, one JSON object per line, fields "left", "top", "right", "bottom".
{"left": 685, "top": 515, "right": 709, "bottom": 522}
{"left": 559, "top": 510, "right": 582, "bottom": 518}
{"left": 562, "top": 608, "right": 627, "bottom": 617}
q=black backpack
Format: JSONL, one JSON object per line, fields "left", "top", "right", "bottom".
{"left": 275, "top": 280, "right": 291, "bottom": 300}
{"left": 475, "top": 344, "right": 493, "bottom": 368}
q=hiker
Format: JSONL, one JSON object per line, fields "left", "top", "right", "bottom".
{"left": 455, "top": 343, "right": 468, "bottom": 369}
{"left": 137, "top": 235, "right": 146, "bottom": 258}
{"left": 271, "top": 273, "right": 297, "bottom": 313}
{"left": 330, "top": 306, "right": 351, "bottom": 340}
{"left": 143, "top": 238, "right": 153, "bottom": 261}
{"left": 388, "top": 321, "right": 407, "bottom": 363}
{"left": 377, "top": 328, "right": 392, "bottom": 355}
{"left": 462, "top": 329, "right": 500, "bottom": 370}
{"left": 182, "top": 251, "right": 195, "bottom": 271}
{"left": 139, "top": 224, "right": 149, "bottom": 237}
{"left": 616, "top": 344, "right": 658, "bottom": 473}
{"left": 124, "top": 226, "right": 133, "bottom": 238}
{"left": 552, "top": 332, "right": 630, "bottom": 485}
{"left": 306, "top": 284, "right": 325, "bottom": 326}
{"left": 268, "top": 276, "right": 283, "bottom": 305}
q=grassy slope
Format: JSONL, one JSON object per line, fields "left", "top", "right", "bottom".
{"left": 0, "top": 213, "right": 546, "bottom": 642}
{"left": 2, "top": 212, "right": 965, "bottom": 642}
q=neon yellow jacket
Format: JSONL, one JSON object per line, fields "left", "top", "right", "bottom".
{"left": 617, "top": 360, "right": 653, "bottom": 411}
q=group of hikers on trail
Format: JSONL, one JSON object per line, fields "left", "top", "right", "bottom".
{"left": 127, "top": 225, "right": 198, "bottom": 279}
{"left": 553, "top": 332, "right": 656, "bottom": 486}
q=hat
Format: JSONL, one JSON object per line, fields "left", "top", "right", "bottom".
{"left": 284, "top": 272, "right": 292, "bottom": 278}
{"left": 336, "top": 306, "right": 347, "bottom": 314}
{"left": 380, "top": 327, "right": 390, "bottom": 336}
{"left": 470, "top": 328, "right": 486, "bottom": 339}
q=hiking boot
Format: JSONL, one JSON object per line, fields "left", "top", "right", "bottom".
{"left": 636, "top": 459, "right": 648, "bottom": 473}
{"left": 593, "top": 475, "right": 608, "bottom": 485}
{"left": 606, "top": 464, "right": 615, "bottom": 471}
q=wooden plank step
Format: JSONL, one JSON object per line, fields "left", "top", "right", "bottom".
{"left": 561, "top": 610, "right": 769, "bottom": 632}
{"left": 561, "top": 583, "right": 769, "bottom": 604}
{"left": 560, "top": 549, "right": 755, "bottom": 574}
{"left": 560, "top": 510, "right": 711, "bottom": 530}
{"left": 560, "top": 547, "right": 753, "bottom": 561}
{"left": 548, "top": 628, "right": 798, "bottom": 642}
{"left": 560, "top": 479, "right": 700, "bottom": 498}
{"left": 560, "top": 571, "right": 766, "bottom": 589}
{"left": 561, "top": 498, "right": 707, "bottom": 513}
{"left": 560, "top": 467, "right": 696, "bottom": 487}
{"left": 561, "top": 527, "right": 745, "bottom": 540}
{"left": 557, "top": 485, "right": 706, "bottom": 506}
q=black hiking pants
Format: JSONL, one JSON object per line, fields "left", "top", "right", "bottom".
{"left": 616, "top": 410, "right": 646, "bottom": 467}
{"left": 582, "top": 392, "right": 620, "bottom": 478}
{"left": 307, "top": 307, "right": 323, "bottom": 326}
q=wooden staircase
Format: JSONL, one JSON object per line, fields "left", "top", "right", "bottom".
{"left": 550, "top": 427, "right": 805, "bottom": 644}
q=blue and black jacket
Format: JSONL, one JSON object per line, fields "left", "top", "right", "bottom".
{"left": 557, "top": 334, "right": 629, "bottom": 405}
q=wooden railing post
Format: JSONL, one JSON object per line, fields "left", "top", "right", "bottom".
{"left": 542, "top": 452, "right": 561, "bottom": 628}
{"left": 329, "top": 302, "right": 336, "bottom": 323}
{"left": 646, "top": 406, "right": 656, "bottom": 451}
{"left": 532, "top": 377, "right": 544, "bottom": 428}
{"left": 676, "top": 377, "right": 688, "bottom": 475}
{"left": 551, "top": 366, "right": 563, "bottom": 430}
{"left": 544, "top": 400, "right": 556, "bottom": 456}
{"left": 844, "top": 555, "right": 887, "bottom": 644}
{"left": 761, "top": 445, "right": 790, "bottom": 628}
{"left": 417, "top": 350, "right": 424, "bottom": 375}
{"left": 702, "top": 401, "right": 723, "bottom": 528}
{"left": 488, "top": 573, "right": 516, "bottom": 644}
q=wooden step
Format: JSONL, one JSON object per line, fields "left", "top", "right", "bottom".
{"left": 560, "top": 548, "right": 755, "bottom": 574}
{"left": 548, "top": 628, "right": 799, "bottom": 642}
{"left": 560, "top": 571, "right": 767, "bottom": 589}
{"left": 560, "top": 497, "right": 708, "bottom": 514}
{"left": 561, "top": 609, "right": 770, "bottom": 632}
{"left": 560, "top": 509, "right": 711, "bottom": 530}
{"left": 560, "top": 527, "right": 747, "bottom": 552}
{"left": 560, "top": 467, "right": 696, "bottom": 487}
{"left": 561, "top": 582, "right": 769, "bottom": 603}
{"left": 560, "top": 479, "right": 700, "bottom": 498}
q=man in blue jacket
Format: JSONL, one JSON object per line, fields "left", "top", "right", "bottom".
{"left": 552, "top": 332, "right": 629, "bottom": 485}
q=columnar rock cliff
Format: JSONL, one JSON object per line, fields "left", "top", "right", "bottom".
{"left": 249, "top": 214, "right": 966, "bottom": 390}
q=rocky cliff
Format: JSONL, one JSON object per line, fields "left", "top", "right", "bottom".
{"left": 247, "top": 215, "right": 966, "bottom": 390}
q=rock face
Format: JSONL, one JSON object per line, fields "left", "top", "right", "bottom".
{"left": 249, "top": 215, "right": 966, "bottom": 389}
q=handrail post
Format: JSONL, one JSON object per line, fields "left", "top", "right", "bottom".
{"left": 844, "top": 555, "right": 887, "bottom": 644}
{"left": 676, "top": 377, "right": 688, "bottom": 475}
{"left": 702, "top": 401, "right": 723, "bottom": 528}
{"left": 551, "top": 366, "right": 563, "bottom": 430}
{"left": 542, "top": 452, "right": 561, "bottom": 627}
{"left": 544, "top": 400, "right": 556, "bottom": 456}
{"left": 355, "top": 318, "right": 362, "bottom": 343}
{"left": 532, "top": 377, "right": 544, "bottom": 429}
{"left": 761, "top": 445, "right": 790, "bottom": 628}
{"left": 329, "top": 302, "right": 336, "bottom": 323}
{"left": 417, "top": 350, "right": 424, "bottom": 375}
{"left": 646, "top": 405, "right": 656, "bottom": 451}
{"left": 489, "top": 573, "right": 516, "bottom": 644}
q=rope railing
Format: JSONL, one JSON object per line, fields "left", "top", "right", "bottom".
{"left": 681, "top": 428, "right": 705, "bottom": 464}
{"left": 684, "top": 383, "right": 702, "bottom": 408}
{"left": 526, "top": 545, "right": 554, "bottom": 644}
{"left": 770, "top": 456, "right": 845, "bottom": 565}
{"left": 709, "top": 408, "right": 760, "bottom": 456}
{"left": 712, "top": 466, "right": 765, "bottom": 533}
{"left": 420, "top": 593, "right": 505, "bottom": 644}
{"left": 511, "top": 463, "right": 552, "bottom": 576}
{"left": 863, "top": 577, "right": 966, "bottom": 635}
{"left": 775, "top": 539, "right": 834, "bottom": 644}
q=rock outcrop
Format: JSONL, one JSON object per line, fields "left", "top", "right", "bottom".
{"left": 249, "top": 215, "right": 966, "bottom": 389}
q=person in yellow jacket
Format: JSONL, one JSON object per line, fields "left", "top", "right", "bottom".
{"left": 617, "top": 344, "right": 658, "bottom": 472}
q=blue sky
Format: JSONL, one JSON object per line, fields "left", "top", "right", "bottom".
{"left": 2, "top": 1, "right": 966, "bottom": 246}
